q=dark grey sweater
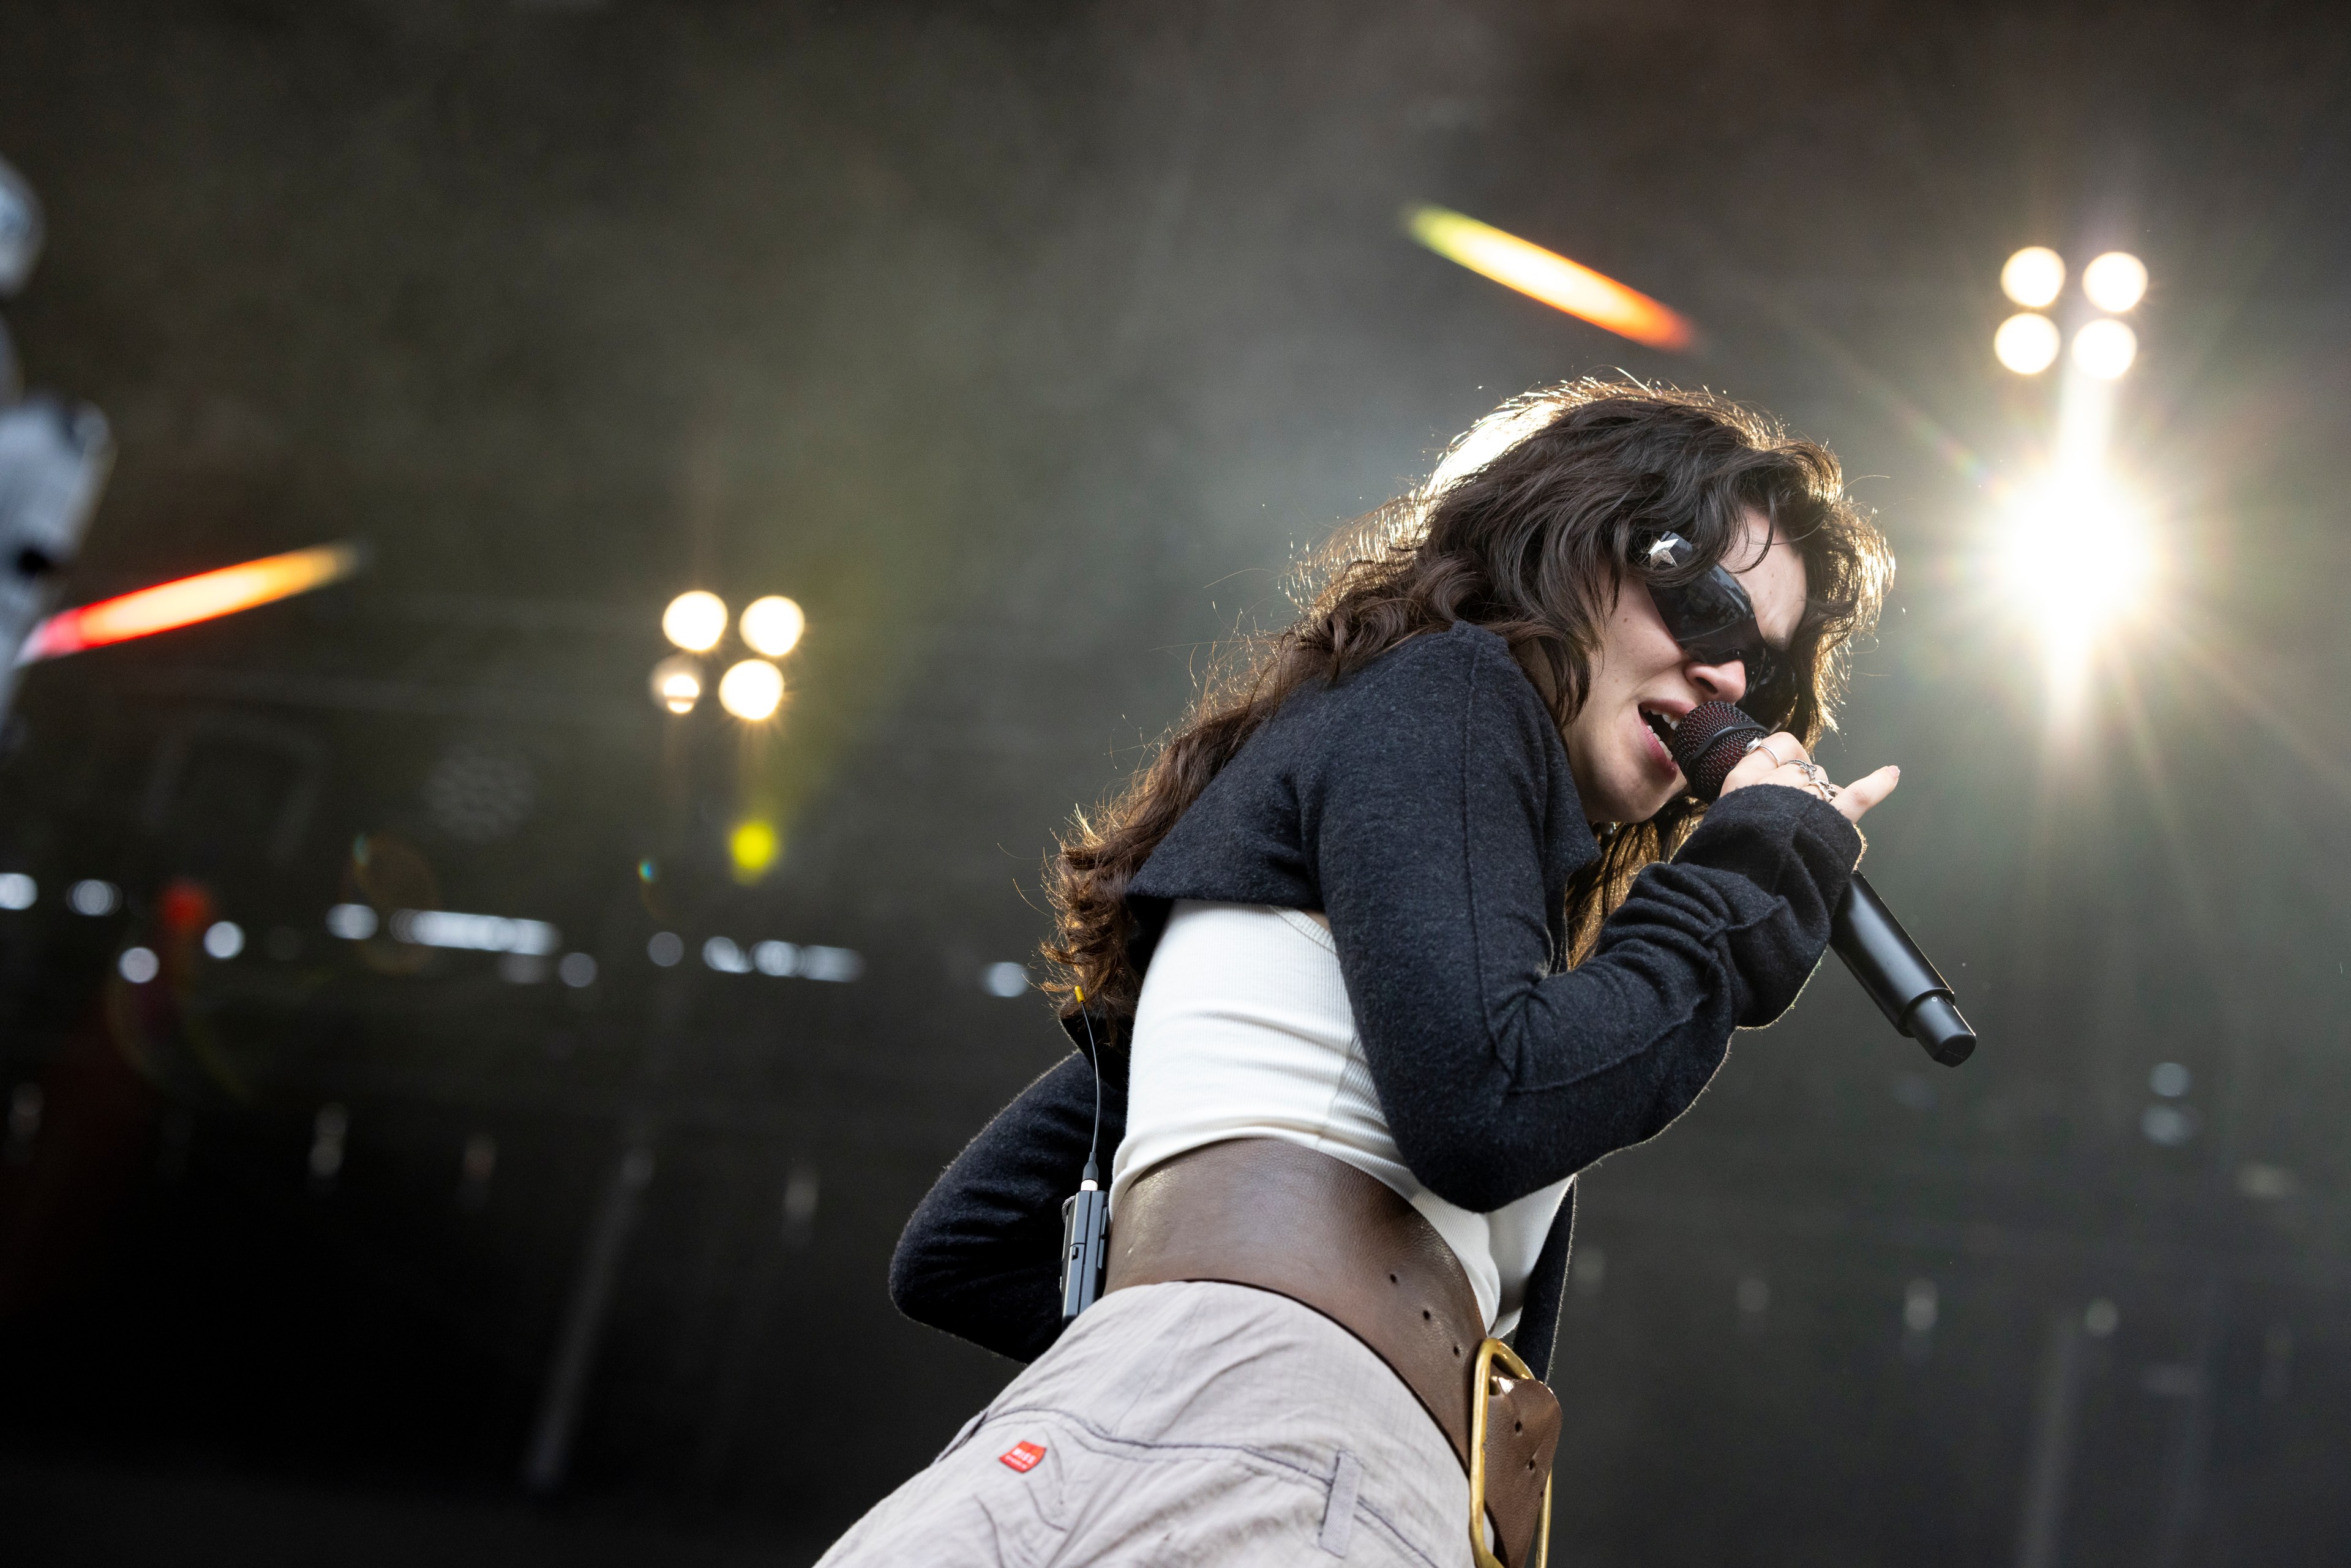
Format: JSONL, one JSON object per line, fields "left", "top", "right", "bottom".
{"left": 891, "top": 622, "right": 1861, "bottom": 1375}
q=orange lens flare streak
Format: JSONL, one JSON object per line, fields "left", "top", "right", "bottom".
{"left": 18, "top": 541, "right": 364, "bottom": 664}
{"left": 1405, "top": 204, "right": 1698, "bottom": 353}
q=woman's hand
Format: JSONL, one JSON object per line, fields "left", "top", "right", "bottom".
{"left": 1717, "top": 732, "right": 1898, "bottom": 825}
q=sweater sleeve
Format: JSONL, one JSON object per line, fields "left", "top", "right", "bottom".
{"left": 1315, "top": 637, "right": 1860, "bottom": 1214}
{"left": 887, "top": 1051, "right": 1126, "bottom": 1364}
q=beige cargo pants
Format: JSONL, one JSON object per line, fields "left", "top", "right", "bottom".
{"left": 816, "top": 1280, "right": 1474, "bottom": 1566}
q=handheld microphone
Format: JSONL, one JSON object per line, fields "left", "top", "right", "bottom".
{"left": 1670, "top": 702, "right": 1976, "bottom": 1067}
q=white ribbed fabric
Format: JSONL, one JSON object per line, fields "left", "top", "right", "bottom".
{"left": 1111, "top": 901, "right": 1571, "bottom": 1335}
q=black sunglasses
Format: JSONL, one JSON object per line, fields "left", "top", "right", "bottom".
{"left": 1638, "top": 531, "right": 1793, "bottom": 719}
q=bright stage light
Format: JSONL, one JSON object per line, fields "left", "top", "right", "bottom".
{"left": 740, "top": 595, "right": 804, "bottom": 658}
{"left": 2000, "top": 247, "right": 2066, "bottom": 309}
{"left": 1404, "top": 204, "right": 1697, "bottom": 351}
{"left": 730, "top": 819, "right": 779, "bottom": 879}
{"left": 326, "top": 902, "right": 377, "bottom": 940}
{"left": 650, "top": 653, "right": 702, "bottom": 714}
{"left": 2071, "top": 318, "right": 2138, "bottom": 380}
{"left": 1995, "top": 470, "right": 2156, "bottom": 693}
{"left": 2082, "top": 251, "right": 2148, "bottom": 313}
{"left": 389, "top": 907, "right": 561, "bottom": 956}
{"left": 661, "top": 590, "right": 729, "bottom": 653}
{"left": 718, "top": 658, "right": 784, "bottom": 720}
{"left": 1994, "top": 312, "right": 2061, "bottom": 374}
{"left": 17, "top": 541, "right": 364, "bottom": 664}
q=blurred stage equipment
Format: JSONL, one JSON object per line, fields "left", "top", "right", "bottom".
{"left": 1670, "top": 701, "right": 1976, "bottom": 1066}
{"left": 386, "top": 907, "right": 560, "bottom": 957}
{"left": 0, "top": 154, "right": 114, "bottom": 727}
{"left": 16, "top": 541, "right": 366, "bottom": 666}
{"left": 1404, "top": 203, "right": 1698, "bottom": 352}
{"left": 0, "top": 155, "right": 32, "bottom": 397}
{"left": 0, "top": 156, "right": 41, "bottom": 296}
{"left": 0, "top": 154, "right": 365, "bottom": 726}
{"left": 0, "top": 397, "right": 111, "bottom": 717}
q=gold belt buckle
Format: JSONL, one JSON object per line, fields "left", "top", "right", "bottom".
{"left": 1468, "top": 1338, "right": 1551, "bottom": 1568}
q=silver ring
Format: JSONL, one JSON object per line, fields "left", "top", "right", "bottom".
{"left": 1744, "top": 737, "right": 1793, "bottom": 769}
{"left": 1794, "top": 760, "right": 1839, "bottom": 800}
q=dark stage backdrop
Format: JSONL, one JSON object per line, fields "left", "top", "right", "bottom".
{"left": 2, "top": 4, "right": 2350, "bottom": 1565}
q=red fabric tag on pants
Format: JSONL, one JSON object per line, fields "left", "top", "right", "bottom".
{"left": 999, "top": 1441, "right": 1046, "bottom": 1473}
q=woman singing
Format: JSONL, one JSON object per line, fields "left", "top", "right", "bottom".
{"left": 820, "top": 381, "right": 1896, "bottom": 1567}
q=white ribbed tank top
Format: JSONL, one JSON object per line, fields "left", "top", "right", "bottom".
{"left": 1110, "top": 901, "right": 1571, "bottom": 1334}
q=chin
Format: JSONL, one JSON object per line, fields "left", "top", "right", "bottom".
{"left": 1589, "top": 772, "right": 1675, "bottom": 828}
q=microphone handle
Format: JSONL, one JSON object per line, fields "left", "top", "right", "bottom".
{"left": 1831, "top": 872, "right": 1977, "bottom": 1067}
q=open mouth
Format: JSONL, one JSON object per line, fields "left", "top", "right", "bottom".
{"left": 1640, "top": 705, "right": 1679, "bottom": 756}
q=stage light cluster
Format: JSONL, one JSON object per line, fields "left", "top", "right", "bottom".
{"left": 1995, "top": 246, "right": 2145, "bottom": 380}
{"left": 654, "top": 590, "right": 803, "bottom": 720}
{"left": 1985, "top": 243, "right": 2162, "bottom": 710}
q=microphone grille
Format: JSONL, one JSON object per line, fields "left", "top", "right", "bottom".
{"left": 1669, "top": 700, "right": 1769, "bottom": 803}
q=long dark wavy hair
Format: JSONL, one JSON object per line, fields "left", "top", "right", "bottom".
{"left": 1046, "top": 380, "right": 1894, "bottom": 1019}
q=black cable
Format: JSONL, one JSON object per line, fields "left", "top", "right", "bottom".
{"left": 1076, "top": 989, "right": 1103, "bottom": 1186}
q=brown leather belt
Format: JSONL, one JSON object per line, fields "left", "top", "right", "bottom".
{"left": 1105, "top": 1138, "right": 1559, "bottom": 1568}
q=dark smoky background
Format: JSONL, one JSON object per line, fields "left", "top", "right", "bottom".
{"left": 2, "top": 3, "right": 2349, "bottom": 1564}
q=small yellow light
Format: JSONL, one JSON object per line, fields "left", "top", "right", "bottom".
{"left": 730, "top": 819, "right": 780, "bottom": 879}
{"left": 2081, "top": 252, "right": 2148, "bottom": 313}
{"left": 2071, "top": 318, "right": 2138, "bottom": 380}
{"left": 649, "top": 654, "right": 702, "bottom": 714}
{"left": 718, "top": 658, "right": 784, "bottom": 721}
{"left": 1993, "top": 312, "right": 2061, "bottom": 375}
{"left": 740, "top": 595, "right": 805, "bottom": 658}
{"left": 661, "top": 590, "right": 729, "bottom": 653}
{"left": 2000, "top": 247, "right": 2066, "bottom": 309}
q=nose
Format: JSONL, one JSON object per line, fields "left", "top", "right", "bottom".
{"left": 1684, "top": 655, "right": 1749, "bottom": 705}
